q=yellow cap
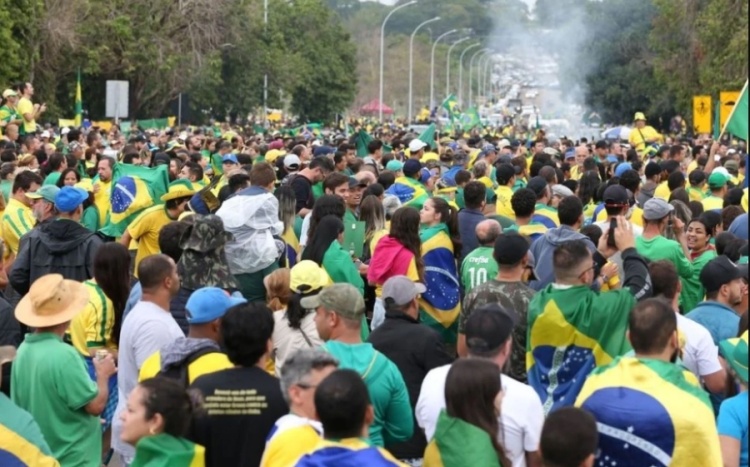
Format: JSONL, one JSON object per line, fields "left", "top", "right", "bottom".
{"left": 290, "top": 260, "right": 331, "bottom": 294}
{"left": 265, "top": 149, "right": 284, "bottom": 163}
{"left": 634, "top": 112, "right": 646, "bottom": 121}
{"left": 420, "top": 152, "right": 439, "bottom": 163}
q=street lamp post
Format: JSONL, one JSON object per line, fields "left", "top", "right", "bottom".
{"left": 379, "top": 0, "right": 418, "bottom": 122}
{"left": 468, "top": 48, "right": 489, "bottom": 108}
{"left": 458, "top": 43, "right": 480, "bottom": 107}
{"left": 430, "top": 29, "right": 457, "bottom": 110}
{"left": 263, "top": 0, "right": 268, "bottom": 128}
{"left": 445, "top": 37, "right": 469, "bottom": 100}
{"left": 408, "top": 16, "right": 440, "bottom": 123}
{"left": 483, "top": 54, "right": 494, "bottom": 101}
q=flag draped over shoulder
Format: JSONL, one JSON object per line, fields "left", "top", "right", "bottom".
{"left": 418, "top": 225, "right": 460, "bottom": 344}
{"left": 575, "top": 357, "right": 722, "bottom": 467}
{"left": 0, "top": 424, "right": 59, "bottom": 467}
{"left": 527, "top": 286, "right": 634, "bottom": 415}
{"left": 384, "top": 177, "right": 428, "bottom": 210}
{"left": 130, "top": 433, "right": 205, "bottom": 467}
{"left": 441, "top": 94, "right": 461, "bottom": 122}
{"left": 295, "top": 439, "right": 406, "bottom": 467}
{"left": 99, "top": 164, "right": 169, "bottom": 237}
{"left": 74, "top": 69, "right": 82, "bottom": 127}
{"left": 424, "top": 411, "right": 500, "bottom": 467}
{"left": 723, "top": 80, "right": 748, "bottom": 141}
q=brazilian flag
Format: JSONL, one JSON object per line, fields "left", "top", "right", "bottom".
{"left": 441, "top": 94, "right": 461, "bottom": 121}
{"left": 576, "top": 357, "right": 722, "bottom": 467}
{"left": 99, "top": 163, "right": 170, "bottom": 237}
{"left": 130, "top": 433, "right": 205, "bottom": 467}
{"left": 423, "top": 411, "right": 500, "bottom": 467}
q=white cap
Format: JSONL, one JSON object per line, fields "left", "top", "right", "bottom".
{"left": 40, "top": 130, "right": 50, "bottom": 138}
{"left": 61, "top": 127, "right": 70, "bottom": 136}
{"left": 712, "top": 166, "right": 730, "bottom": 178}
{"left": 497, "top": 138, "right": 511, "bottom": 149}
{"left": 284, "top": 154, "right": 301, "bottom": 169}
{"left": 408, "top": 139, "right": 427, "bottom": 153}
{"left": 311, "top": 140, "right": 322, "bottom": 147}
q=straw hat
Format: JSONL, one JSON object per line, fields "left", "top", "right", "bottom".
{"left": 161, "top": 179, "right": 196, "bottom": 202}
{"left": 15, "top": 274, "right": 90, "bottom": 327}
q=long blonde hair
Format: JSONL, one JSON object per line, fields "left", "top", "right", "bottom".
{"left": 264, "top": 268, "right": 291, "bottom": 311}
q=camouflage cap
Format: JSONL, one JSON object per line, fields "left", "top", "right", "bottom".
{"left": 300, "top": 283, "right": 364, "bottom": 320}
{"left": 179, "top": 214, "right": 233, "bottom": 253}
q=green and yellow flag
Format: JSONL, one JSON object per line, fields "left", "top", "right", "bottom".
{"left": 459, "top": 107, "right": 481, "bottom": 130}
{"left": 74, "top": 69, "right": 83, "bottom": 127}
{"left": 722, "top": 80, "right": 748, "bottom": 141}
{"left": 130, "top": 433, "right": 205, "bottom": 467}
{"left": 423, "top": 411, "right": 500, "bottom": 467}
{"left": 441, "top": 94, "right": 461, "bottom": 121}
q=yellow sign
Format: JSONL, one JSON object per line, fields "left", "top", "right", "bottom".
{"left": 720, "top": 91, "right": 741, "bottom": 129}
{"left": 693, "top": 95, "right": 712, "bottom": 134}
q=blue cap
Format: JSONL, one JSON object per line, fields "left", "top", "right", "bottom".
{"left": 313, "top": 146, "right": 335, "bottom": 158}
{"left": 606, "top": 155, "right": 619, "bottom": 164}
{"left": 186, "top": 287, "right": 247, "bottom": 324}
{"left": 222, "top": 154, "right": 239, "bottom": 164}
{"left": 614, "top": 162, "right": 633, "bottom": 178}
{"left": 480, "top": 144, "right": 497, "bottom": 157}
{"left": 54, "top": 187, "right": 89, "bottom": 212}
{"left": 403, "top": 159, "right": 422, "bottom": 177}
{"left": 26, "top": 185, "right": 60, "bottom": 203}
{"left": 419, "top": 168, "right": 432, "bottom": 184}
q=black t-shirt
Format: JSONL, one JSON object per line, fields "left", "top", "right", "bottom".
{"left": 290, "top": 174, "right": 314, "bottom": 213}
{"left": 190, "top": 366, "right": 288, "bottom": 467}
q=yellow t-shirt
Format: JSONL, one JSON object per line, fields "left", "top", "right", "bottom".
{"left": 630, "top": 205, "right": 644, "bottom": 228}
{"left": 16, "top": 97, "right": 35, "bottom": 134}
{"left": 261, "top": 424, "right": 321, "bottom": 467}
{"left": 686, "top": 186, "right": 706, "bottom": 202}
{"left": 1, "top": 198, "right": 34, "bottom": 258}
{"left": 139, "top": 349, "right": 233, "bottom": 384}
{"left": 701, "top": 195, "right": 724, "bottom": 212}
{"left": 654, "top": 181, "right": 670, "bottom": 201}
{"left": 127, "top": 205, "right": 172, "bottom": 276}
{"left": 68, "top": 280, "right": 116, "bottom": 356}
{"left": 494, "top": 185, "right": 515, "bottom": 219}
{"left": 570, "top": 165, "right": 583, "bottom": 181}
{"left": 93, "top": 180, "right": 112, "bottom": 229}
{"left": 628, "top": 125, "right": 662, "bottom": 153}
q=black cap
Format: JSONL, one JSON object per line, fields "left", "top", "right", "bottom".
{"left": 403, "top": 159, "right": 422, "bottom": 177}
{"left": 493, "top": 233, "right": 530, "bottom": 266}
{"left": 645, "top": 162, "right": 662, "bottom": 178}
{"left": 527, "top": 176, "right": 548, "bottom": 197}
{"left": 464, "top": 304, "right": 518, "bottom": 354}
{"left": 595, "top": 140, "right": 609, "bottom": 150}
{"left": 603, "top": 185, "right": 629, "bottom": 206}
{"left": 700, "top": 256, "right": 743, "bottom": 294}
{"left": 660, "top": 159, "right": 680, "bottom": 174}
{"left": 496, "top": 164, "right": 516, "bottom": 185}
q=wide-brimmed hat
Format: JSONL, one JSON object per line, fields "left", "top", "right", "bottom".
{"left": 161, "top": 179, "right": 195, "bottom": 202}
{"left": 15, "top": 274, "right": 89, "bottom": 327}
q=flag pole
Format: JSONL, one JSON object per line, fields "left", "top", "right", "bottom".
{"left": 719, "top": 79, "right": 748, "bottom": 140}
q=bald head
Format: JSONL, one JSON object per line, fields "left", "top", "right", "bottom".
{"left": 476, "top": 219, "right": 501, "bottom": 246}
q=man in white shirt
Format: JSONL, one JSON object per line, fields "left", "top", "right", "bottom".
{"left": 416, "top": 304, "right": 544, "bottom": 467}
{"left": 648, "top": 260, "right": 726, "bottom": 394}
{"left": 111, "top": 254, "right": 184, "bottom": 464}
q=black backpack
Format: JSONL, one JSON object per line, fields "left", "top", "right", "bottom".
{"left": 156, "top": 347, "right": 219, "bottom": 387}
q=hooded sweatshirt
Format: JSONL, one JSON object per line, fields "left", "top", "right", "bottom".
{"left": 322, "top": 341, "right": 413, "bottom": 447}
{"left": 529, "top": 225, "right": 597, "bottom": 291}
{"left": 9, "top": 218, "right": 102, "bottom": 295}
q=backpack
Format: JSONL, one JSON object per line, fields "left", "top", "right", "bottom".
{"left": 156, "top": 347, "right": 220, "bottom": 387}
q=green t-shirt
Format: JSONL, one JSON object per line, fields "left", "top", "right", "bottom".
{"left": 460, "top": 246, "right": 499, "bottom": 293}
{"left": 1, "top": 179, "right": 12, "bottom": 203}
{"left": 11, "top": 333, "right": 101, "bottom": 467}
{"left": 312, "top": 181, "right": 324, "bottom": 201}
{"left": 636, "top": 235, "right": 693, "bottom": 280}
{"left": 455, "top": 187, "right": 465, "bottom": 209}
{"left": 43, "top": 171, "right": 61, "bottom": 186}
{"left": 0, "top": 393, "right": 56, "bottom": 462}
{"left": 81, "top": 205, "right": 100, "bottom": 232}
{"left": 680, "top": 248, "right": 717, "bottom": 314}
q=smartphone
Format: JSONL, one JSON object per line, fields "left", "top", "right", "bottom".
{"left": 608, "top": 218, "right": 618, "bottom": 248}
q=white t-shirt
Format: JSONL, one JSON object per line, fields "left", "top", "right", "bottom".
{"left": 299, "top": 212, "right": 312, "bottom": 249}
{"left": 676, "top": 312, "right": 723, "bottom": 378}
{"left": 111, "top": 301, "right": 184, "bottom": 460}
{"left": 272, "top": 309, "right": 323, "bottom": 376}
{"left": 416, "top": 363, "right": 544, "bottom": 467}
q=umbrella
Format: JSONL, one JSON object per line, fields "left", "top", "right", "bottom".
{"left": 601, "top": 126, "right": 631, "bottom": 140}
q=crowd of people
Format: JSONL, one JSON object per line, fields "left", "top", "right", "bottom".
{"left": 0, "top": 85, "right": 748, "bottom": 467}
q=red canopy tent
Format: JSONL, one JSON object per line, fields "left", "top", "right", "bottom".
{"left": 360, "top": 99, "right": 393, "bottom": 116}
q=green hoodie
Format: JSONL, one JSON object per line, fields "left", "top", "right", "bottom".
{"left": 322, "top": 242, "right": 369, "bottom": 340}
{"left": 322, "top": 341, "right": 413, "bottom": 447}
